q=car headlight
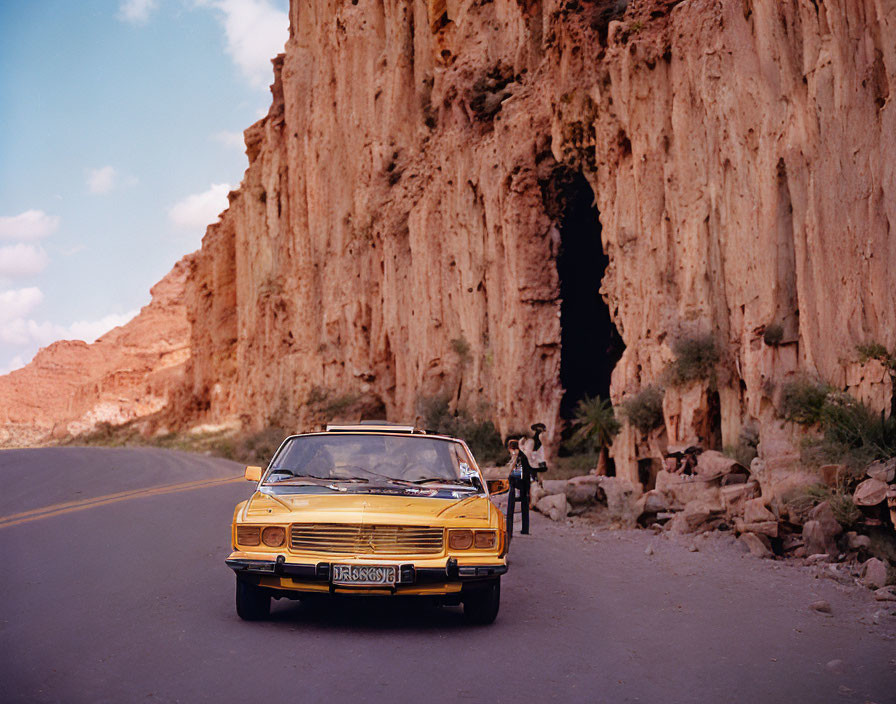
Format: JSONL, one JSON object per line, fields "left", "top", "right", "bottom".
{"left": 262, "top": 526, "right": 286, "bottom": 547}
{"left": 448, "top": 529, "right": 473, "bottom": 550}
{"left": 236, "top": 526, "right": 261, "bottom": 546}
{"left": 474, "top": 530, "right": 497, "bottom": 549}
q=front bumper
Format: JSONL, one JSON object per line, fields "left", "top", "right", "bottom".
{"left": 225, "top": 554, "right": 507, "bottom": 595}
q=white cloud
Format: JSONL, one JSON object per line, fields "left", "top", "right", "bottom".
{"left": 0, "top": 293, "right": 138, "bottom": 371}
{"left": 168, "top": 183, "right": 231, "bottom": 230}
{"left": 199, "top": 0, "right": 289, "bottom": 89}
{"left": 212, "top": 130, "right": 245, "bottom": 150}
{"left": 0, "top": 210, "right": 60, "bottom": 241}
{"left": 87, "top": 165, "right": 118, "bottom": 194}
{"left": 0, "top": 355, "right": 26, "bottom": 376}
{"left": 119, "top": 0, "right": 158, "bottom": 24}
{"left": 0, "top": 287, "right": 44, "bottom": 325}
{"left": 69, "top": 311, "right": 138, "bottom": 342}
{"left": 0, "top": 244, "right": 49, "bottom": 278}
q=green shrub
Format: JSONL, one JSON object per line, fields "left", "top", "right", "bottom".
{"left": 763, "top": 323, "right": 784, "bottom": 346}
{"left": 781, "top": 377, "right": 832, "bottom": 425}
{"left": 620, "top": 386, "right": 665, "bottom": 434}
{"left": 419, "top": 396, "right": 505, "bottom": 464}
{"left": 828, "top": 491, "right": 862, "bottom": 529}
{"left": 817, "top": 392, "right": 896, "bottom": 465}
{"left": 665, "top": 333, "right": 720, "bottom": 386}
{"left": 856, "top": 342, "right": 894, "bottom": 367}
{"left": 569, "top": 396, "right": 620, "bottom": 453}
{"left": 785, "top": 484, "right": 860, "bottom": 529}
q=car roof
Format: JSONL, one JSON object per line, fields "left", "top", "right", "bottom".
{"left": 281, "top": 422, "right": 461, "bottom": 443}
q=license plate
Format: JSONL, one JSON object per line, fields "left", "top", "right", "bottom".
{"left": 331, "top": 564, "right": 397, "bottom": 586}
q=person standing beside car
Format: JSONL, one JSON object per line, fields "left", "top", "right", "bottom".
{"left": 505, "top": 438, "right": 533, "bottom": 537}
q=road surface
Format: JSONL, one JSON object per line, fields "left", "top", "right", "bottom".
{"left": 1, "top": 447, "right": 894, "bottom": 703}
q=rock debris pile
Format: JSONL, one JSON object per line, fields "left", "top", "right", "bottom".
{"left": 529, "top": 452, "right": 896, "bottom": 591}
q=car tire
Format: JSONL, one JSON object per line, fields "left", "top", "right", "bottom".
{"left": 236, "top": 577, "right": 270, "bottom": 621}
{"left": 463, "top": 578, "right": 500, "bottom": 625}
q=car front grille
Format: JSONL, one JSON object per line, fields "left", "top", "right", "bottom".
{"left": 289, "top": 523, "right": 444, "bottom": 555}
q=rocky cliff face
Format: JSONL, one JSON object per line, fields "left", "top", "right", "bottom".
{"left": 0, "top": 256, "right": 193, "bottom": 447}
{"left": 176, "top": 0, "right": 895, "bottom": 484}
{"left": 3, "top": 0, "right": 894, "bottom": 490}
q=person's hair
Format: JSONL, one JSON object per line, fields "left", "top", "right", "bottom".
{"left": 506, "top": 439, "right": 519, "bottom": 450}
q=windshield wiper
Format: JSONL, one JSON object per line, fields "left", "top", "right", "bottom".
{"left": 411, "top": 478, "right": 474, "bottom": 486}
{"left": 265, "top": 470, "right": 333, "bottom": 485}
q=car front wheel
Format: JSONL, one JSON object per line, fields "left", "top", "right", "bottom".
{"left": 235, "top": 577, "right": 270, "bottom": 621}
{"left": 463, "top": 578, "right": 500, "bottom": 625}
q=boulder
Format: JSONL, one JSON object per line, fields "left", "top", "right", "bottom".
{"left": 720, "top": 481, "right": 759, "bottom": 515}
{"left": 565, "top": 475, "right": 601, "bottom": 507}
{"left": 861, "top": 558, "right": 889, "bottom": 589}
{"left": 742, "top": 521, "right": 779, "bottom": 538}
{"left": 528, "top": 482, "right": 546, "bottom": 507}
{"left": 596, "top": 477, "right": 641, "bottom": 526}
{"left": 741, "top": 532, "right": 773, "bottom": 558}
{"left": 541, "top": 479, "right": 569, "bottom": 496}
{"left": 534, "top": 493, "right": 569, "bottom": 522}
{"left": 808, "top": 501, "right": 843, "bottom": 538}
{"left": 744, "top": 498, "right": 776, "bottom": 524}
{"left": 853, "top": 478, "right": 888, "bottom": 506}
{"left": 866, "top": 458, "right": 896, "bottom": 483}
{"left": 874, "top": 586, "right": 896, "bottom": 601}
{"left": 641, "top": 489, "right": 671, "bottom": 514}
{"left": 695, "top": 450, "right": 745, "bottom": 478}
{"left": 655, "top": 470, "right": 723, "bottom": 510}
{"left": 667, "top": 500, "right": 718, "bottom": 534}
{"left": 845, "top": 532, "right": 871, "bottom": 550}
{"left": 802, "top": 519, "right": 838, "bottom": 557}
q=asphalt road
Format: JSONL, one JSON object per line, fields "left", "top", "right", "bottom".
{"left": 1, "top": 447, "right": 894, "bottom": 704}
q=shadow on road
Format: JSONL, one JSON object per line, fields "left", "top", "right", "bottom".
{"left": 268, "top": 596, "right": 474, "bottom": 631}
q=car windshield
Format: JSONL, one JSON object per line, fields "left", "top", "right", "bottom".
{"left": 264, "top": 434, "right": 478, "bottom": 488}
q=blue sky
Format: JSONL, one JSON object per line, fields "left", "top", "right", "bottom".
{"left": 0, "top": 0, "right": 288, "bottom": 373}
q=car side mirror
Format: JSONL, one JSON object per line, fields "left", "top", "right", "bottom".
{"left": 486, "top": 479, "right": 509, "bottom": 495}
{"left": 245, "top": 466, "right": 262, "bottom": 482}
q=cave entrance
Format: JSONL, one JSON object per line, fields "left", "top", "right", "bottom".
{"left": 557, "top": 172, "right": 624, "bottom": 420}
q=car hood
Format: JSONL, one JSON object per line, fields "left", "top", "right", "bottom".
{"left": 242, "top": 490, "right": 493, "bottom": 525}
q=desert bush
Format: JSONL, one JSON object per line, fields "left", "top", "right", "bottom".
{"left": 419, "top": 396, "right": 505, "bottom": 465}
{"left": 781, "top": 377, "right": 832, "bottom": 425}
{"left": 568, "top": 395, "right": 620, "bottom": 453}
{"left": 856, "top": 342, "right": 894, "bottom": 367}
{"left": 665, "top": 333, "right": 720, "bottom": 386}
{"left": 813, "top": 392, "right": 896, "bottom": 472}
{"left": 763, "top": 323, "right": 784, "bottom": 346}
{"left": 786, "top": 484, "right": 861, "bottom": 529}
{"left": 786, "top": 379, "right": 896, "bottom": 476}
{"left": 619, "top": 386, "right": 665, "bottom": 434}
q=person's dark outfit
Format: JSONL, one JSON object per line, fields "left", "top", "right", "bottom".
{"left": 507, "top": 449, "right": 533, "bottom": 537}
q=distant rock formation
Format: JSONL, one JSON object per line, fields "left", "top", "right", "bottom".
{"left": 2, "top": 0, "right": 894, "bottom": 490}
{"left": 0, "top": 256, "right": 192, "bottom": 447}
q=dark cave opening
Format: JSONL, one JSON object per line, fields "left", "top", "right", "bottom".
{"left": 557, "top": 173, "right": 625, "bottom": 420}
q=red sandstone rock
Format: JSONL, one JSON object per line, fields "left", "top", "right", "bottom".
{"left": 0, "top": 256, "right": 193, "bottom": 447}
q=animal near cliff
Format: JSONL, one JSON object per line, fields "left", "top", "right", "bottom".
{"left": 1, "top": 0, "right": 894, "bottom": 490}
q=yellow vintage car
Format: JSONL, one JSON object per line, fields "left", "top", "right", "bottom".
{"left": 226, "top": 422, "right": 509, "bottom": 624}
